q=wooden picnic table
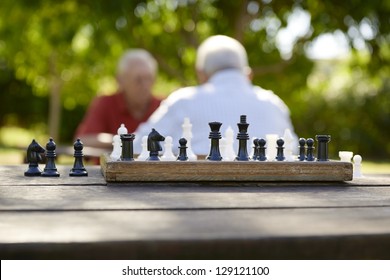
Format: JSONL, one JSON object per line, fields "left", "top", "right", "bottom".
{"left": 1, "top": 165, "right": 390, "bottom": 259}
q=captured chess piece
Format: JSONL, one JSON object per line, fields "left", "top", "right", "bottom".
{"left": 120, "top": 134, "right": 135, "bottom": 161}
{"left": 353, "top": 154, "right": 363, "bottom": 178}
{"left": 24, "top": 139, "right": 45, "bottom": 176}
{"left": 69, "top": 138, "right": 88, "bottom": 176}
{"left": 339, "top": 151, "right": 353, "bottom": 162}
{"left": 147, "top": 128, "right": 165, "bottom": 161}
{"left": 258, "top": 138, "right": 267, "bottom": 161}
{"left": 316, "top": 135, "right": 331, "bottom": 161}
{"left": 275, "top": 138, "right": 285, "bottom": 161}
{"left": 298, "top": 138, "right": 306, "bottom": 161}
{"left": 161, "top": 136, "right": 176, "bottom": 161}
{"left": 207, "top": 122, "right": 223, "bottom": 161}
{"left": 41, "top": 137, "right": 60, "bottom": 177}
{"left": 252, "top": 138, "right": 260, "bottom": 161}
{"left": 177, "top": 138, "right": 189, "bottom": 161}
{"left": 236, "top": 115, "right": 250, "bottom": 161}
{"left": 306, "top": 138, "right": 315, "bottom": 161}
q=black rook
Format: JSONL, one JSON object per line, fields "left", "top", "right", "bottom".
{"left": 120, "top": 134, "right": 135, "bottom": 161}
{"left": 316, "top": 135, "right": 331, "bottom": 161}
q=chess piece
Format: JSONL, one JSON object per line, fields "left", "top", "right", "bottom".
{"left": 353, "top": 154, "right": 363, "bottom": 178}
{"left": 137, "top": 136, "right": 149, "bottom": 161}
{"left": 177, "top": 138, "right": 189, "bottom": 161}
{"left": 24, "top": 139, "right": 45, "bottom": 176}
{"left": 69, "top": 138, "right": 88, "bottom": 176}
{"left": 219, "top": 137, "right": 227, "bottom": 160}
{"left": 235, "top": 115, "right": 250, "bottom": 161}
{"left": 117, "top": 123, "right": 128, "bottom": 135}
{"left": 258, "top": 138, "right": 267, "bottom": 161}
{"left": 147, "top": 128, "right": 165, "bottom": 161}
{"left": 283, "top": 129, "right": 294, "bottom": 161}
{"left": 182, "top": 118, "right": 197, "bottom": 160}
{"left": 316, "top": 135, "right": 331, "bottom": 161}
{"left": 339, "top": 151, "right": 353, "bottom": 162}
{"left": 306, "top": 138, "right": 315, "bottom": 161}
{"left": 275, "top": 138, "right": 285, "bottom": 161}
{"left": 161, "top": 136, "right": 176, "bottom": 161}
{"left": 120, "top": 134, "right": 135, "bottom": 161}
{"left": 265, "top": 134, "right": 278, "bottom": 161}
{"left": 223, "top": 126, "right": 236, "bottom": 161}
{"left": 252, "top": 138, "right": 260, "bottom": 161}
{"left": 207, "top": 122, "right": 223, "bottom": 161}
{"left": 41, "top": 137, "right": 60, "bottom": 177}
{"left": 110, "top": 135, "right": 121, "bottom": 161}
{"left": 298, "top": 138, "right": 306, "bottom": 161}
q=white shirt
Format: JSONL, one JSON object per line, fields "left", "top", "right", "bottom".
{"left": 134, "top": 69, "right": 296, "bottom": 155}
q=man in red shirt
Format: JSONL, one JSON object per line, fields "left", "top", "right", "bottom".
{"left": 75, "top": 49, "right": 161, "bottom": 149}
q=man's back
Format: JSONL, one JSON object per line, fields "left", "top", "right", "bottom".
{"left": 135, "top": 69, "right": 295, "bottom": 155}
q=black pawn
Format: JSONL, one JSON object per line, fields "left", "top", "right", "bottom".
{"left": 207, "top": 122, "right": 222, "bottom": 161}
{"left": 298, "top": 138, "right": 306, "bottom": 161}
{"left": 69, "top": 138, "right": 88, "bottom": 176}
{"left": 316, "top": 135, "right": 331, "bottom": 161}
{"left": 306, "top": 138, "right": 315, "bottom": 161}
{"left": 24, "top": 139, "right": 45, "bottom": 176}
{"left": 177, "top": 138, "right": 189, "bottom": 161}
{"left": 275, "top": 138, "right": 285, "bottom": 161}
{"left": 258, "top": 138, "right": 267, "bottom": 161}
{"left": 236, "top": 115, "right": 249, "bottom": 161}
{"left": 252, "top": 138, "right": 260, "bottom": 161}
{"left": 120, "top": 134, "right": 135, "bottom": 161}
{"left": 41, "top": 137, "right": 60, "bottom": 177}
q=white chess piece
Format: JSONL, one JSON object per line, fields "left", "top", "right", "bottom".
{"left": 224, "top": 126, "right": 236, "bottom": 161}
{"left": 182, "top": 118, "right": 197, "bottom": 160}
{"left": 353, "top": 154, "right": 363, "bottom": 178}
{"left": 161, "top": 136, "right": 176, "bottom": 161}
{"left": 137, "top": 136, "right": 149, "bottom": 161}
{"left": 339, "top": 151, "right": 353, "bottom": 162}
{"left": 266, "top": 134, "right": 278, "bottom": 161}
{"left": 117, "top": 123, "right": 128, "bottom": 135}
{"left": 283, "top": 129, "right": 294, "bottom": 161}
{"left": 219, "top": 137, "right": 227, "bottom": 161}
{"left": 110, "top": 135, "right": 122, "bottom": 161}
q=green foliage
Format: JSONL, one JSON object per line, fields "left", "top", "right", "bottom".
{"left": 0, "top": 0, "right": 389, "bottom": 159}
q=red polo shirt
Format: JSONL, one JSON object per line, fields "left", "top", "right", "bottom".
{"left": 76, "top": 92, "right": 161, "bottom": 136}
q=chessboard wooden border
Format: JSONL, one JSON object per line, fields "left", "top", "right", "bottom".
{"left": 100, "top": 154, "right": 353, "bottom": 182}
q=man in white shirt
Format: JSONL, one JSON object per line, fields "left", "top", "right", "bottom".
{"left": 134, "top": 35, "right": 296, "bottom": 155}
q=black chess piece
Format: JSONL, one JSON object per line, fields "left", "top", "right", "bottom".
{"left": 207, "top": 122, "right": 222, "bottom": 161}
{"left": 69, "top": 138, "right": 88, "bottom": 176}
{"left": 41, "top": 137, "right": 60, "bottom": 177}
{"left": 298, "top": 138, "right": 306, "bottom": 161}
{"left": 235, "top": 115, "right": 250, "bottom": 161}
{"left": 24, "top": 139, "right": 45, "bottom": 176}
{"left": 275, "top": 138, "right": 285, "bottom": 161}
{"left": 316, "top": 135, "right": 331, "bottom": 161}
{"left": 177, "top": 138, "right": 189, "bottom": 161}
{"left": 306, "top": 138, "right": 315, "bottom": 161}
{"left": 120, "top": 133, "right": 135, "bottom": 161}
{"left": 258, "top": 138, "right": 267, "bottom": 161}
{"left": 252, "top": 138, "right": 260, "bottom": 161}
{"left": 147, "top": 128, "right": 165, "bottom": 161}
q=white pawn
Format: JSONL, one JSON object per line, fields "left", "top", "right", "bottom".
{"left": 110, "top": 135, "right": 122, "bottom": 161}
{"left": 266, "top": 134, "right": 278, "bottom": 161}
{"left": 117, "top": 123, "right": 128, "bottom": 135}
{"left": 283, "top": 129, "right": 294, "bottom": 161}
{"left": 224, "top": 126, "right": 236, "bottom": 161}
{"left": 353, "top": 155, "right": 363, "bottom": 178}
{"left": 161, "top": 136, "right": 176, "bottom": 161}
{"left": 339, "top": 151, "right": 353, "bottom": 162}
{"left": 137, "top": 136, "right": 149, "bottom": 161}
{"left": 182, "top": 118, "right": 197, "bottom": 160}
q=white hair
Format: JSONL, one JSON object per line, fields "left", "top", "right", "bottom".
{"left": 195, "top": 35, "right": 250, "bottom": 77}
{"left": 117, "top": 49, "right": 158, "bottom": 75}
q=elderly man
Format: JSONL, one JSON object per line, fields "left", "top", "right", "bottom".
{"left": 75, "top": 49, "right": 161, "bottom": 148}
{"left": 134, "top": 35, "right": 296, "bottom": 155}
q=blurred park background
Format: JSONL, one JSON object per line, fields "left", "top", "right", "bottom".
{"left": 0, "top": 0, "right": 389, "bottom": 168}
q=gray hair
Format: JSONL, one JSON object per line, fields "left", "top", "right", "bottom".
{"left": 195, "top": 35, "right": 250, "bottom": 77}
{"left": 117, "top": 49, "right": 158, "bottom": 75}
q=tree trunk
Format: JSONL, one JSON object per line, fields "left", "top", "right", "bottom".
{"left": 48, "top": 53, "right": 62, "bottom": 142}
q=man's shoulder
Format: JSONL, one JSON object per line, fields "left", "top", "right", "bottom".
{"left": 164, "top": 86, "right": 198, "bottom": 105}
{"left": 252, "top": 86, "right": 290, "bottom": 113}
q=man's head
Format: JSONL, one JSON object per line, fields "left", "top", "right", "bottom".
{"left": 117, "top": 49, "right": 157, "bottom": 107}
{"left": 195, "top": 35, "right": 251, "bottom": 83}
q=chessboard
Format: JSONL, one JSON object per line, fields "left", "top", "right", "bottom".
{"left": 100, "top": 154, "right": 353, "bottom": 182}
